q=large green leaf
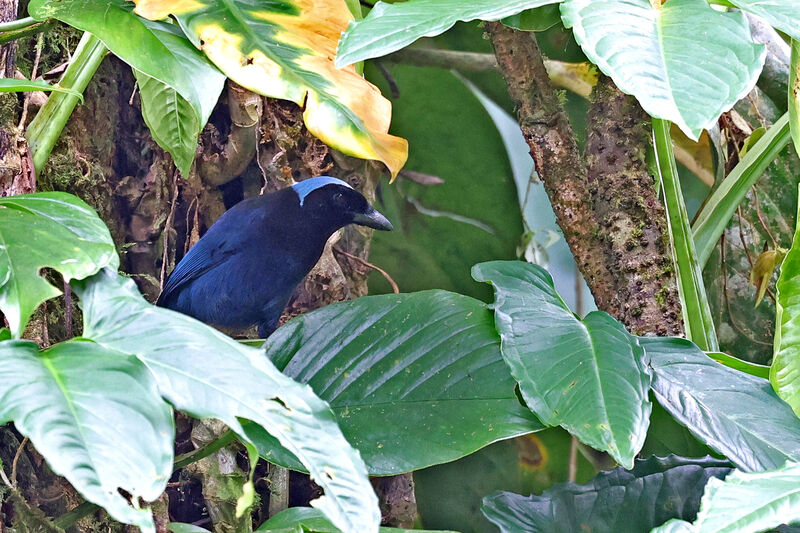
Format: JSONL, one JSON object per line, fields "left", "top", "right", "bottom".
{"left": 482, "top": 456, "right": 732, "bottom": 533}
{"left": 0, "top": 339, "right": 174, "bottom": 533}
{"left": 472, "top": 261, "right": 651, "bottom": 468}
{"left": 28, "top": 0, "right": 225, "bottom": 175}
{"left": 73, "top": 270, "right": 380, "bottom": 533}
{"left": 0, "top": 192, "right": 118, "bottom": 337}
{"left": 256, "top": 507, "right": 459, "bottom": 532}
{"left": 792, "top": 39, "right": 800, "bottom": 159}
{"left": 246, "top": 290, "right": 542, "bottom": 475}
{"left": 652, "top": 462, "right": 800, "bottom": 533}
{"left": 643, "top": 336, "right": 800, "bottom": 471}
{"left": 133, "top": 71, "right": 200, "bottom": 176}
{"left": 335, "top": 0, "right": 560, "bottom": 67}
{"left": 771, "top": 183, "right": 800, "bottom": 416}
{"left": 364, "top": 64, "right": 523, "bottom": 301}
{"left": 132, "top": 0, "right": 408, "bottom": 177}
{"left": 727, "top": 0, "right": 800, "bottom": 42}
{"left": 560, "top": 0, "right": 766, "bottom": 140}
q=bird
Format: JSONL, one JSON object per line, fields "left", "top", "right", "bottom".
{"left": 156, "top": 176, "right": 393, "bottom": 337}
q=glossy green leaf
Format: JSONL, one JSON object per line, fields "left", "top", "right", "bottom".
{"left": 561, "top": 0, "right": 766, "bottom": 140}
{"left": 482, "top": 456, "right": 732, "bottom": 533}
{"left": 727, "top": 0, "right": 800, "bottom": 42}
{"left": 256, "top": 507, "right": 460, "bottom": 532}
{"left": 133, "top": 71, "right": 199, "bottom": 176}
{"left": 791, "top": 39, "right": 800, "bottom": 159}
{"left": 693, "top": 113, "right": 792, "bottom": 268}
{"left": 652, "top": 462, "right": 800, "bottom": 533}
{"left": 643, "top": 336, "right": 800, "bottom": 471}
{"left": 0, "top": 192, "right": 118, "bottom": 337}
{"left": 28, "top": 0, "right": 225, "bottom": 167}
{"left": 132, "top": 0, "right": 408, "bottom": 177}
{"left": 653, "top": 118, "right": 717, "bottom": 351}
{"left": 336, "top": 0, "right": 561, "bottom": 67}
{"left": 365, "top": 64, "right": 523, "bottom": 301}
{"left": 73, "top": 270, "right": 380, "bottom": 533}
{"left": 0, "top": 78, "right": 83, "bottom": 100}
{"left": 247, "top": 290, "right": 543, "bottom": 475}
{"left": 472, "top": 261, "right": 651, "bottom": 468}
{"left": 771, "top": 183, "right": 800, "bottom": 416}
{"left": 0, "top": 340, "right": 174, "bottom": 533}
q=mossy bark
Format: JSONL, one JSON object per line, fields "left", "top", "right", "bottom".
{"left": 488, "top": 23, "right": 683, "bottom": 336}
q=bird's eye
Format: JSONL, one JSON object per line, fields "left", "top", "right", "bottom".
{"left": 332, "top": 192, "right": 344, "bottom": 204}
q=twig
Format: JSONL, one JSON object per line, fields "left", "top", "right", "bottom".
{"left": 160, "top": 173, "right": 180, "bottom": 290}
{"left": 568, "top": 435, "right": 578, "bottom": 482}
{"left": 333, "top": 246, "right": 399, "bottom": 293}
{"left": 63, "top": 281, "right": 73, "bottom": 338}
{"left": 11, "top": 437, "right": 28, "bottom": 487}
{"left": 374, "top": 60, "right": 399, "bottom": 99}
{"left": 751, "top": 187, "right": 779, "bottom": 249}
{"left": 398, "top": 169, "right": 444, "bottom": 186}
{"left": 267, "top": 464, "right": 289, "bottom": 517}
{"left": 0, "top": 462, "right": 11, "bottom": 487}
{"left": 40, "top": 300, "right": 49, "bottom": 346}
{"left": 17, "top": 32, "right": 44, "bottom": 129}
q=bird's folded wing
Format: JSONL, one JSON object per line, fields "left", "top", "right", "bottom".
{"left": 156, "top": 237, "right": 236, "bottom": 305}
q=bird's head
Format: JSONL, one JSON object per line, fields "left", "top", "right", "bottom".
{"left": 292, "top": 176, "right": 393, "bottom": 232}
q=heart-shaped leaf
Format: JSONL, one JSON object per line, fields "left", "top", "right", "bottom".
{"left": 247, "top": 290, "right": 543, "bottom": 475}
{"left": 0, "top": 339, "right": 174, "bottom": 532}
{"left": 472, "top": 261, "right": 651, "bottom": 469}
{"left": 482, "top": 456, "right": 732, "bottom": 533}
{"left": 28, "top": 0, "right": 225, "bottom": 175}
{"left": 336, "top": 0, "right": 561, "bottom": 67}
{"left": 644, "top": 336, "right": 800, "bottom": 471}
{"left": 132, "top": 0, "right": 408, "bottom": 177}
{"left": 0, "top": 192, "right": 118, "bottom": 337}
{"left": 560, "top": 0, "right": 766, "bottom": 140}
{"left": 73, "top": 269, "right": 379, "bottom": 533}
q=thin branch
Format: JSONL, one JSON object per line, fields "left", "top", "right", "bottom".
{"left": 333, "top": 246, "right": 399, "bottom": 293}
{"left": 11, "top": 436, "right": 28, "bottom": 487}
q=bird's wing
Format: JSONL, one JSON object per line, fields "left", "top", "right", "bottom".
{"left": 156, "top": 235, "right": 236, "bottom": 305}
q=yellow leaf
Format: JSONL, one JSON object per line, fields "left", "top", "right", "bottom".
{"left": 750, "top": 248, "right": 787, "bottom": 307}
{"left": 133, "top": 0, "right": 408, "bottom": 177}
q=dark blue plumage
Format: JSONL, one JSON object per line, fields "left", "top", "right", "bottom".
{"left": 156, "top": 176, "right": 392, "bottom": 337}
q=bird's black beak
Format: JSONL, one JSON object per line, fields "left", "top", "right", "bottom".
{"left": 352, "top": 206, "right": 393, "bottom": 231}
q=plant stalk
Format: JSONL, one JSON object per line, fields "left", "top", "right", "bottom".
{"left": 26, "top": 32, "right": 107, "bottom": 173}
{"left": 653, "top": 117, "right": 718, "bottom": 351}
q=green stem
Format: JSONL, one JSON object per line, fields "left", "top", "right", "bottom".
{"left": 26, "top": 32, "right": 107, "bottom": 173}
{"left": 692, "top": 113, "right": 791, "bottom": 267}
{"left": 0, "top": 16, "right": 36, "bottom": 32}
{"left": 653, "top": 117, "right": 719, "bottom": 351}
{"left": 52, "top": 500, "right": 97, "bottom": 529}
{"left": 0, "top": 20, "right": 50, "bottom": 45}
{"left": 790, "top": 39, "right": 800, "bottom": 159}
{"left": 172, "top": 429, "right": 237, "bottom": 470}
